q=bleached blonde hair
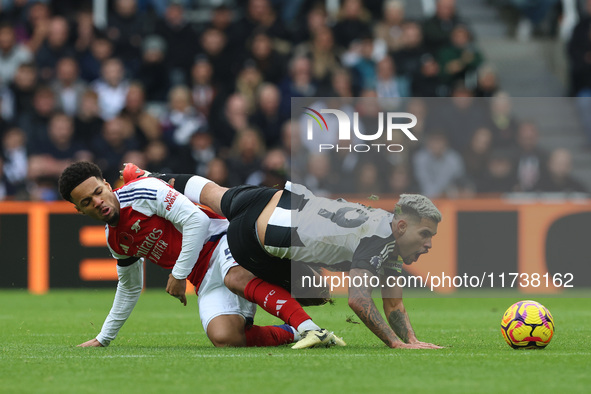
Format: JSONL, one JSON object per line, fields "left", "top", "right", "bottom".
{"left": 394, "top": 194, "right": 442, "bottom": 223}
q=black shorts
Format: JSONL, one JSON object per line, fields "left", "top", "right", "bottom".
{"left": 220, "top": 185, "right": 323, "bottom": 294}
{"left": 220, "top": 185, "right": 293, "bottom": 289}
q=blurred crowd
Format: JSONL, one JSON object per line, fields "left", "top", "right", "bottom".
{"left": 0, "top": 0, "right": 587, "bottom": 201}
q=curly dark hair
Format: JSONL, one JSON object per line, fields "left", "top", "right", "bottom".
{"left": 58, "top": 161, "right": 103, "bottom": 202}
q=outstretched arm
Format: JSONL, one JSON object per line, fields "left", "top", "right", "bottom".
{"left": 381, "top": 280, "right": 442, "bottom": 348}
{"left": 78, "top": 259, "right": 144, "bottom": 347}
{"left": 348, "top": 268, "right": 414, "bottom": 348}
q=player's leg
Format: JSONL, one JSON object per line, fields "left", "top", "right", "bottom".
{"left": 222, "top": 265, "right": 344, "bottom": 349}
{"left": 206, "top": 314, "right": 248, "bottom": 347}
{"left": 199, "top": 241, "right": 297, "bottom": 347}
{"left": 120, "top": 163, "right": 227, "bottom": 215}
{"left": 224, "top": 265, "right": 320, "bottom": 333}
{"left": 205, "top": 314, "right": 298, "bottom": 347}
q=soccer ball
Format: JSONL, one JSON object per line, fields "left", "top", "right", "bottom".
{"left": 500, "top": 300, "right": 554, "bottom": 349}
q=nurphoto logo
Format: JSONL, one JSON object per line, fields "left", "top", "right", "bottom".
{"left": 303, "top": 107, "right": 418, "bottom": 153}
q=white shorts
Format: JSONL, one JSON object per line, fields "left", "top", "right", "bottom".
{"left": 197, "top": 235, "right": 257, "bottom": 332}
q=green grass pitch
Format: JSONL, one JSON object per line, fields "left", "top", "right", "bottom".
{"left": 1, "top": 290, "right": 590, "bottom": 393}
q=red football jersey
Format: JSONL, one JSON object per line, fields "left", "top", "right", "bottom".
{"left": 106, "top": 177, "right": 228, "bottom": 290}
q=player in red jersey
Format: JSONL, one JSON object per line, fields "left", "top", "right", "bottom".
{"left": 59, "top": 162, "right": 344, "bottom": 349}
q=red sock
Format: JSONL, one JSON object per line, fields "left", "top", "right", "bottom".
{"left": 244, "top": 325, "right": 294, "bottom": 347}
{"left": 244, "top": 278, "right": 311, "bottom": 328}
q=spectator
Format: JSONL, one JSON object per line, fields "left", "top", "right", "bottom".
{"left": 73, "top": 89, "right": 104, "bottom": 147}
{"left": 375, "top": 55, "right": 410, "bottom": 99}
{"left": 248, "top": 29, "right": 287, "bottom": 84}
{"left": 92, "top": 116, "right": 141, "bottom": 183}
{"left": 374, "top": 0, "right": 406, "bottom": 53}
{"left": 332, "top": 0, "right": 372, "bottom": 49}
{"left": 422, "top": 0, "right": 464, "bottom": 53}
{"left": 198, "top": 27, "right": 234, "bottom": 91}
{"left": 291, "top": 3, "right": 329, "bottom": 45}
{"left": 462, "top": 126, "right": 493, "bottom": 183}
{"left": 135, "top": 35, "right": 169, "bottom": 102}
{"left": 35, "top": 16, "right": 75, "bottom": 81}
{"left": 8, "top": 62, "right": 37, "bottom": 120}
{"left": 330, "top": 67, "right": 355, "bottom": 97}
{"left": 78, "top": 34, "right": 115, "bottom": 83}
{"left": 51, "top": 56, "right": 87, "bottom": 116}
{"left": 119, "top": 82, "right": 161, "bottom": 146}
{"left": 388, "top": 164, "right": 418, "bottom": 195}
{"left": 0, "top": 152, "right": 16, "bottom": 200}
{"left": 206, "top": 157, "right": 229, "bottom": 186}
{"left": 437, "top": 24, "right": 483, "bottom": 87}
{"left": 28, "top": 112, "right": 92, "bottom": 199}
{"left": 91, "top": 57, "right": 130, "bottom": 120}
{"left": 29, "top": 112, "right": 91, "bottom": 161}
{"left": 535, "top": 148, "right": 587, "bottom": 193}
{"left": 392, "top": 21, "right": 428, "bottom": 82}
{"left": 233, "top": 0, "right": 290, "bottom": 43}
{"left": 211, "top": 92, "right": 250, "bottom": 152}
{"left": 17, "top": 84, "right": 56, "bottom": 152}
{"left": 347, "top": 33, "right": 378, "bottom": 90}
{"left": 487, "top": 92, "right": 519, "bottom": 148}
{"left": 234, "top": 60, "right": 264, "bottom": 115}
{"left": 303, "top": 152, "right": 338, "bottom": 197}
{"left": 411, "top": 53, "right": 448, "bottom": 97}
{"left": 278, "top": 55, "right": 317, "bottom": 117}
{"left": 513, "top": 121, "right": 548, "bottom": 192}
{"left": 2, "top": 127, "right": 28, "bottom": 198}
{"left": 476, "top": 149, "right": 518, "bottom": 194}
{"left": 73, "top": 11, "right": 96, "bottom": 57}
{"left": 354, "top": 161, "right": 384, "bottom": 194}
{"left": 281, "top": 119, "right": 308, "bottom": 184}
{"left": 474, "top": 64, "right": 499, "bottom": 97}
{"left": 190, "top": 56, "right": 217, "bottom": 118}
{"left": 178, "top": 128, "right": 216, "bottom": 176}
{"left": 226, "top": 127, "right": 265, "bottom": 186}
{"left": 413, "top": 131, "right": 465, "bottom": 198}
{"left": 0, "top": 21, "right": 33, "bottom": 85}
{"left": 22, "top": 2, "right": 51, "bottom": 54}
{"left": 246, "top": 147, "right": 289, "bottom": 187}
{"left": 160, "top": 85, "right": 206, "bottom": 149}
{"left": 154, "top": 1, "right": 199, "bottom": 85}
{"left": 205, "top": 5, "right": 237, "bottom": 48}
{"left": 439, "top": 85, "right": 488, "bottom": 152}
{"left": 143, "top": 139, "right": 178, "bottom": 174}
{"left": 296, "top": 26, "right": 342, "bottom": 90}
{"left": 249, "top": 83, "right": 287, "bottom": 148}
{"left": 106, "top": 0, "right": 149, "bottom": 73}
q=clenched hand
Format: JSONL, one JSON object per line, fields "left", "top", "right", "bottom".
{"left": 166, "top": 274, "right": 187, "bottom": 306}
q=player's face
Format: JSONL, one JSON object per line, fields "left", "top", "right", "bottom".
{"left": 395, "top": 217, "right": 438, "bottom": 265}
{"left": 70, "top": 177, "right": 120, "bottom": 225}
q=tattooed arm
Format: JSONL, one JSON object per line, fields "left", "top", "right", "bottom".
{"left": 380, "top": 283, "right": 417, "bottom": 343}
{"left": 381, "top": 276, "right": 443, "bottom": 349}
{"left": 348, "top": 268, "right": 405, "bottom": 348}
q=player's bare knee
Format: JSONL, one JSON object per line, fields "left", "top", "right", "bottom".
{"left": 209, "top": 332, "right": 244, "bottom": 347}
{"left": 207, "top": 316, "right": 246, "bottom": 347}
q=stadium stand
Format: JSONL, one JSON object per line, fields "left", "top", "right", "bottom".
{"left": 0, "top": 0, "right": 588, "bottom": 201}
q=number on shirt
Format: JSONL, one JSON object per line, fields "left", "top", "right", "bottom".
{"left": 317, "top": 207, "right": 369, "bottom": 228}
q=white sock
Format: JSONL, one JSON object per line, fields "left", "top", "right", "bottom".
{"left": 289, "top": 326, "right": 301, "bottom": 341}
{"left": 184, "top": 176, "right": 213, "bottom": 204}
{"left": 296, "top": 319, "right": 321, "bottom": 334}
